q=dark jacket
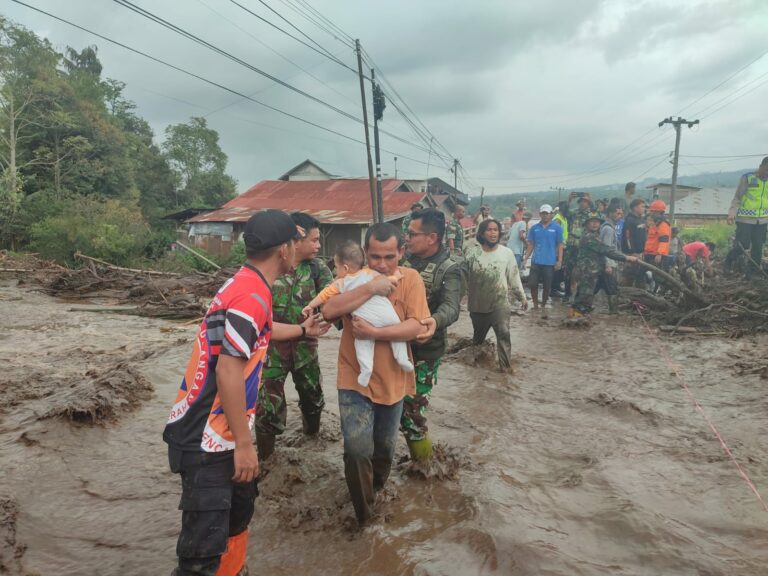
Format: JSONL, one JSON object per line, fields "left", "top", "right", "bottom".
{"left": 622, "top": 212, "right": 647, "bottom": 254}
{"left": 406, "top": 247, "right": 462, "bottom": 362}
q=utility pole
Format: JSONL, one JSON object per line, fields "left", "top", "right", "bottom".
{"left": 658, "top": 116, "right": 699, "bottom": 219}
{"left": 394, "top": 156, "right": 398, "bottom": 179}
{"left": 453, "top": 159, "right": 459, "bottom": 190}
{"left": 356, "top": 39, "right": 378, "bottom": 224}
{"left": 451, "top": 158, "right": 460, "bottom": 204}
{"left": 550, "top": 186, "right": 566, "bottom": 204}
{"left": 371, "top": 68, "right": 385, "bottom": 223}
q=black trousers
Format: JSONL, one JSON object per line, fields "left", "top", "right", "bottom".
{"left": 528, "top": 264, "right": 554, "bottom": 303}
{"left": 725, "top": 222, "right": 767, "bottom": 275}
{"left": 169, "top": 448, "right": 258, "bottom": 576}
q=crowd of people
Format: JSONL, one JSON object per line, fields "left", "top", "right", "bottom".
{"left": 160, "top": 156, "right": 767, "bottom": 575}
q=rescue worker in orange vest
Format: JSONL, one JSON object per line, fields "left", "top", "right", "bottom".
{"left": 644, "top": 199, "right": 672, "bottom": 272}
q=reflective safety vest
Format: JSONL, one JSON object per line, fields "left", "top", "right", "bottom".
{"left": 737, "top": 173, "right": 768, "bottom": 219}
{"left": 553, "top": 213, "right": 569, "bottom": 243}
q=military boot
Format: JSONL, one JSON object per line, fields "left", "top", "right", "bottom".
{"left": 302, "top": 412, "right": 321, "bottom": 435}
{"left": 607, "top": 295, "right": 619, "bottom": 315}
{"left": 407, "top": 436, "right": 433, "bottom": 461}
{"left": 255, "top": 432, "right": 275, "bottom": 461}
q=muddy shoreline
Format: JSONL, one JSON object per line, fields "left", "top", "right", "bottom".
{"left": 1, "top": 278, "right": 766, "bottom": 575}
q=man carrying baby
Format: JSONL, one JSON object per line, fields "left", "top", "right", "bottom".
{"left": 322, "top": 223, "right": 430, "bottom": 525}
{"left": 302, "top": 241, "right": 414, "bottom": 386}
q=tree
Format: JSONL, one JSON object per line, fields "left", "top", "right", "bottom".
{"left": 162, "top": 117, "right": 236, "bottom": 208}
{"left": 0, "top": 17, "right": 60, "bottom": 246}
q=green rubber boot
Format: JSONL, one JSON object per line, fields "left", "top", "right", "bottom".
{"left": 407, "top": 436, "right": 433, "bottom": 461}
{"left": 607, "top": 295, "right": 619, "bottom": 315}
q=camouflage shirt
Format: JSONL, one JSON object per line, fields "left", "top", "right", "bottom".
{"left": 401, "top": 214, "right": 413, "bottom": 235}
{"left": 405, "top": 247, "right": 462, "bottom": 361}
{"left": 574, "top": 230, "right": 627, "bottom": 277}
{"left": 569, "top": 207, "right": 596, "bottom": 245}
{"left": 267, "top": 258, "right": 333, "bottom": 369}
{"left": 445, "top": 217, "right": 464, "bottom": 255}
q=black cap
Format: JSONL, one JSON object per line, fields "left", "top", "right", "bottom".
{"left": 243, "top": 209, "right": 302, "bottom": 250}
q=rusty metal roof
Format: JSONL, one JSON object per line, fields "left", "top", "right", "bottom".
{"left": 189, "top": 179, "right": 426, "bottom": 225}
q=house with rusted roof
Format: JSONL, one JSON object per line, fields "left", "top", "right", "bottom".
{"left": 181, "top": 159, "right": 474, "bottom": 258}
{"left": 184, "top": 176, "right": 425, "bottom": 258}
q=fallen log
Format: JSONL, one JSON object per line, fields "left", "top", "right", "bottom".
{"left": 74, "top": 252, "right": 184, "bottom": 276}
{"left": 633, "top": 259, "right": 708, "bottom": 304}
{"left": 175, "top": 241, "right": 221, "bottom": 270}
{"left": 619, "top": 287, "right": 674, "bottom": 311}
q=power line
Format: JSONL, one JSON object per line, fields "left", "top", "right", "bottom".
{"left": 677, "top": 44, "right": 768, "bottom": 116}
{"left": 224, "top": 0, "right": 357, "bottom": 73}
{"left": 681, "top": 153, "right": 767, "bottom": 159}
{"left": 195, "top": 0, "right": 357, "bottom": 108}
{"left": 112, "top": 0, "right": 363, "bottom": 123}
{"left": 10, "top": 1, "right": 440, "bottom": 170}
{"left": 111, "top": 0, "right": 445, "bottom": 158}
{"left": 292, "top": 0, "right": 356, "bottom": 46}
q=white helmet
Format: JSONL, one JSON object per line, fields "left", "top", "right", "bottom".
{"left": 539, "top": 204, "right": 553, "bottom": 213}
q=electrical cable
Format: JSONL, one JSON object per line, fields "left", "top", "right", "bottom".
{"left": 10, "top": 0, "right": 441, "bottom": 170}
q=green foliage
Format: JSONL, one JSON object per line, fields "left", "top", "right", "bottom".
{"left": 29, "top": 196, "right": 150, "bottom": 266}
{"left": 678, "top": 222, "right": 732, "bottom": 254}
{"left": 0, "top": 18, "right": 238, "bottom": 260}
{"left": 162, "top": 116, "right": 237, "bottom": 208}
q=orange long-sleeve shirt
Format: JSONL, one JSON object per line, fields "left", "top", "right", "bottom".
{"left": 644, "top": 220, "right": 671, "bottom": 256}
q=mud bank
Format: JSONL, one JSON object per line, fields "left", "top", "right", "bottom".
{"left": 1, "top": 278, "right": 766, "bottom": 575}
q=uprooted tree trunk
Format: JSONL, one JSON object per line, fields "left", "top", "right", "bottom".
{"left": 633, "top": 259, "right": 709, "bottom": 306}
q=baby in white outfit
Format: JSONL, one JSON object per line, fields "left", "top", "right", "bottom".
{"left": 302, "top": 241, "right": 414, "bottom": 386}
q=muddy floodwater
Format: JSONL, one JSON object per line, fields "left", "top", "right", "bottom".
{"left": 1, "top": 278, "right": 766, "bottom": 575}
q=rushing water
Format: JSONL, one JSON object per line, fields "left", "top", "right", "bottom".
{"left": 1, "top": 279, "right": 766, "bottom": 575}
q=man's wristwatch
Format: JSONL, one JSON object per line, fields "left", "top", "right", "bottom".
{"left": 300, "top": 326, "right": 307, "bottom": 338}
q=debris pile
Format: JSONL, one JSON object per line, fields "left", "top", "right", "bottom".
{"left": 41, "top": 363, "right": 154, "bottom": 424}
{"left": 1, "top": 252, "right": 235, "bottom": 320}
{"left": 621, "top": 273, "right": 768, "bottom": 337}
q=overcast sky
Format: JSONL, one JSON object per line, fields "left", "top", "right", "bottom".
{"left": 6, "top": 0, "right": 768, "bottom": 196}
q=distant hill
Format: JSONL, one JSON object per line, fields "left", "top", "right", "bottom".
{"left": 468, "top": 169, "right": 748, "bottom": 215}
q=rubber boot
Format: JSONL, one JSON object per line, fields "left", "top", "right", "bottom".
{"left": 407, "top": 436, "right": 433, "bottom": 461}
{"left": 255, "top": 432, "right": 275, "bottom": 461}
{"left": 607, "top": 295, "right": 619, "bottom": 315}
{"left": 302, "top": 412, "right": 321, "bottom": 436}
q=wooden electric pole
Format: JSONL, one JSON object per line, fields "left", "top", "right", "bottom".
{"left": 658, "top": 116, "right": 699, "bottom": 219}
{"left": 453, "top": 158, "right": 459, "bottom": 191}
{"left": 371, "top": 68, "right": 385, "bottom": 223}
{"left": 356, "top": 39, "right": 378, "bottom": 224}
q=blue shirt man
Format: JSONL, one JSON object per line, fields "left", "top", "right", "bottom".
{"left": 523, "top": 204, "right": 564, "bottom": 314}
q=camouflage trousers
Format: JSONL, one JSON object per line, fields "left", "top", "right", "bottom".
{"left": 255, "top": 348, "right": 324, "bottom": 437}
{"left": 572, "top": 270, "right": 599, "bottom": 314}
{"left": 400, "top": 359, "right": 441, "bottom": 442}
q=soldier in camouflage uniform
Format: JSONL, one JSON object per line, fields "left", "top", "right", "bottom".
{"left": 255, "top": 212, "right": 333, "bottom": 459}
{"left": 401, "top": 202, "right": 424, "bottom": 236}
{"left": 402, "top": 208, "right": 461, "bottom": 460}
{"left": 564, "top": 193, "right": 596, "bottom": 298}
{"left": 445, "top": 203, "right": 466, "bottom": 256}
{"left": 569, "top": 214, "right": 638, "bottom": 317}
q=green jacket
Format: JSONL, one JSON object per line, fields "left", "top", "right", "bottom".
{"left": 405, "top": 248, "right": 462, "bottom": 361}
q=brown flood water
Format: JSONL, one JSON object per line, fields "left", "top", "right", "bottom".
{"left": 1, "top": 278, "right": 766, "bottom": 575}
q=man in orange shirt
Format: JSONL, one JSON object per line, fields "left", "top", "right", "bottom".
{"left": 322, "top": 223, "right": 430, "bottom": 525}
{"left": 644, "top": 199, "right": 672, "bottom": 270}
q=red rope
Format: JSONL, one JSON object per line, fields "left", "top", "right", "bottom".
{"left": 633, "top": 302, "right": 768, "bottom": 513}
